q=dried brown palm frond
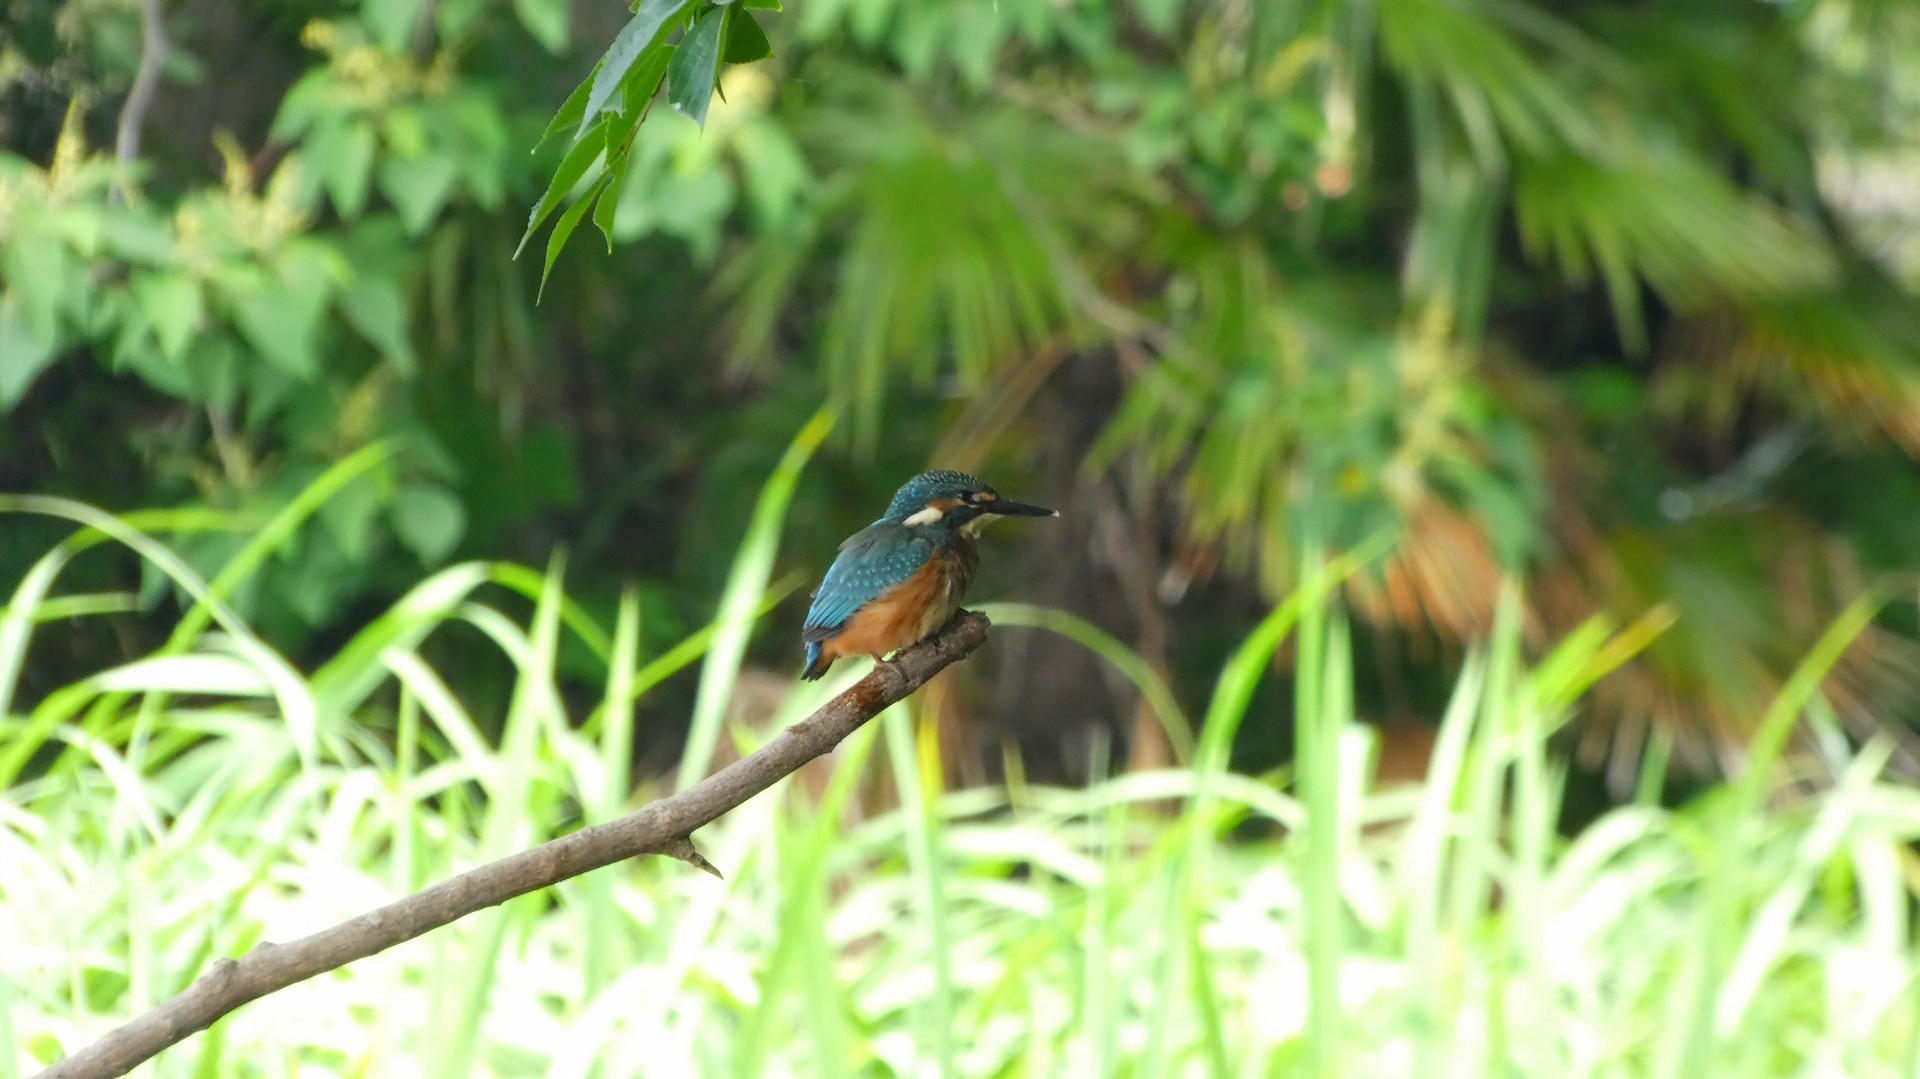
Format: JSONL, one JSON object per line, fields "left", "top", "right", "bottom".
{"left": 1343, "top": 488, "right": 1920, "bottom": 792}
{"left": 1340, "top": 353, "right": 1920, "bottom": 792}
{"left": 1650, "top": 286, "right": 1920, "bottom": 455}
{"left": 1565, "top": 517, "right": 1920, "bottom": 793}
{"left": 1346, "top": 497, "right": 1520, "bottom": 644}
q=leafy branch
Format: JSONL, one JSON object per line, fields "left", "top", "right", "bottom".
{"left": 518, "top": 0, "right": 779, "bottom": 294}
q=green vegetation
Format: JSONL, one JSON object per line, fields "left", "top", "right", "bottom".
{"left": 9, "top": 0, "right": 1920, "bottom": 1075}
{"left": 5, "top": 474, "right": 1920, "bottom": 1076}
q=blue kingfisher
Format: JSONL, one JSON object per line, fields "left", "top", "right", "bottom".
{"left": 800, "top": 469, "right": 1056, "bottom": 680}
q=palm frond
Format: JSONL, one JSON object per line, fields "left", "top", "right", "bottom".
{"left": 715, "top": 75, "right": 1111, "bottom": 444}
{"left": 1513, "top": 144, "right": 1837, "bottom": 350}
{"left": 1651, "top": 274, "right": 1920, "bottom": 452}
{"left": 1376, "top": 0, "right": 1617, "bottom": 163}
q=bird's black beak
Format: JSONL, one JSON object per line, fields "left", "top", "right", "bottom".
{"left": 995, "top": 500, "right": 1058, "bottom": 518}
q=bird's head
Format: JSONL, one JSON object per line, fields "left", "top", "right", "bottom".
{"left": 882, "top": 469, "right": 1058, "bottom": 534}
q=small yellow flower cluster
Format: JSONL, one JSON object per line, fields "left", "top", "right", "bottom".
{"left": 170, "top": 133, "right": 311, "bottom": 266}
{"left": 301, "top": 19, "right": 453, "bottom": 112}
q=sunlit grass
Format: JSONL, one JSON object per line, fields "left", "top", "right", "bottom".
{"left": 4, "top": 460, "right": 1920, "bottom": 1077}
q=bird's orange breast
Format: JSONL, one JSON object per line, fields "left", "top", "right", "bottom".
{"left": 820, "top": 547, "right": 974, "bottom": 662}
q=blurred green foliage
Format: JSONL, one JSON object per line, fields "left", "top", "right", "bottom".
{"left": 7, "top": 0, "right": 1920, "bottom": 779}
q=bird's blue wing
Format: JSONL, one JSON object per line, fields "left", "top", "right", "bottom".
{"left": 803, "top": 525, "right": 932, "bottom": 642}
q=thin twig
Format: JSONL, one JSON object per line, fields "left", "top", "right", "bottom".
{"left": 409, "top": 0, "right": 443, "bottom": 61}
{"left": 32, "top": 611, "right": 993, "bottom": 1079}
{"left": 112, "top": 0, "right": 169, "bottom": 202}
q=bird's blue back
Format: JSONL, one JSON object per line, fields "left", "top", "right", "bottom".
{"left": 802, "top": 524, "right": 935, "bottom": 642}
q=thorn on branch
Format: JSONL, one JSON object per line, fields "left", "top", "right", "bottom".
{"left": 660, "top": 835, "right": 724, "bottom": 879}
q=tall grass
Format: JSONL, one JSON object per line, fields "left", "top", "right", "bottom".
{"left": 4, "top": 455, "right": 1920, "bottom": 1077}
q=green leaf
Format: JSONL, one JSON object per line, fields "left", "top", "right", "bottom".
{"left": 722, "top": 9, "right": 772, "bottom": 64}
{"left": 515, "top": 0, "right": 570, "bottom": 52}
{"left": 668, "top": 6, "right": 727, "bottom": 130}
{"left": 90, "top": 654, "right": 273, "bottom": 696}
{"left": 228, "top": 283, "right": 315, "bottom": 376}
{"left": 1134, "top": 0, "right": 1184, "bottom": 37}
{"left": 361, "top": 0, "right": 426, "bottom": 51}
{"left": 602, "top": 43, "right": 674, "bottom": 158}
{"left": 593, "top": 153, "right": 632, "bottom": 252}
{"left": 540, "top": 175, "right": 609, "bottom": 300}
{"left": 392, "top": 483, "right": 467, "bottom": 564}
{"left": 581, "top": 0, "right": 694, "bottom": 137}
{"left": 130, "top": 272, "right": 204, "bottom": 361}
{"left": 517, "top": 121, "right": 607, "bottom": 258}
{"left": 381, "top": 105, "right": 431, "bottom": 158}
{"left": 338, "top": 279, "right": 417, "bottom": 374}
{"left": 320, "top": 471, "right": 383, "bottom": 563}
{"left": 675, "top": 405, "right": 836, "bottom": 790}
{"left": 312, "top": 120, "right": 377, "bottom": 218}
{"left": 3, "top": 238, "right": 68, "bottom": 345}
{"left": 224, "top": 248, "right": 334, "bottom": 377}
{"left": 270, "top": 69, "right": 333, "bottom": 141}
{"left": 535, "top": 64, "right": 599, "bottom": 152}
{"left": 1512, "top": 149, "right": 1837, "bottom": 352}
{"left": 741, "top": 0, "right": 779, "bottom": 9}
{"left": 378, "top": 155, "right": 459, "bottom": 235}
{"left": 0, "top": 298, "right": 59, "bottom": 408}
{"left": 734, "top": 122, "right": 808, "bottom": 230}
{"left": 99, "top": 214, "right": 174, "bottom": 264}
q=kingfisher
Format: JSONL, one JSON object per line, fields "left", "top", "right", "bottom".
{"left": 801, "top": 469, "right": 1057, "bottom": 681}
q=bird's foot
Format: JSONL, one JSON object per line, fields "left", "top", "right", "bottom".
{"left": 876, "top": 654, "right": 911, "bottom": 683}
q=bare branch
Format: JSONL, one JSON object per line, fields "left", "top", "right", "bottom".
{"left": 32, "top": 611, "right": 992, "bottom": 1079}
{"left": 112, "top": 0, "right": 170, "bottom": 200}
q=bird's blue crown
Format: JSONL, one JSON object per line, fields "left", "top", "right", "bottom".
{"left": 882, "top": 469, "right": 989, "bottom": 523}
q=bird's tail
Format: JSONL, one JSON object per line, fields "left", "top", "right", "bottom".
{"left": 800, "top": 640, "right": 830, "bottom": 681}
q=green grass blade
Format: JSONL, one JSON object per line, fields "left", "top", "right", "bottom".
{"left": 580, "top": 571, "right": 803, "bottom": 741}
{"left": 1193, "top": 533, "right": 1391, "bottom": 776}
{"left": 488, "top": 562, "right": 615, "bottom": 662}
{"left": 0, "top": 497, "right": 306, "bottom": 787}
{"left": 310, "top": 562, "right": 496, "bottom": 721}
{"left": 1661, "top": 588, "right": 1888, "bottom": 1079}
{"left": 584, "top": 586, "right": 642, "bottom": 1000}
{"left": 884, "top": 703, "right": 956, "bottom": 1079}
{"left": 0, "top": 542, "right": 76, "bottom": 723}
{"left": 737, "top": 718, "right": 875, "bottom": 1078}
{"left": 166, "top": 442, "right": 394, "bottom": 649}
{"left": 0, "top": 593, "right": 139, "bottom": 625}
{"left": 1634, "top": 727, "right": 1673, "bottom": 806}
{"left": 676, "top": 405, "right": 835, "bottom": 791}
{"left": 1734, "top": 590, "right": 1887, "bottom": 816}
{"left": 1297, "top": 560, "right": 1345, "bottom": 1079}
{"left": 394, "top": 685, "right": 422, "bottom": 894}
{"left": 598, "top": 588, "right": 640, "bottom": 812}
{"left": 0, "top": 971, "right": 18, "bottom": 1079}
{"left": 975, "top": 601, "right": 1194, "bottom": 765}
{"left": 434, "top": 555, "right": 567, "bottom": 1079}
